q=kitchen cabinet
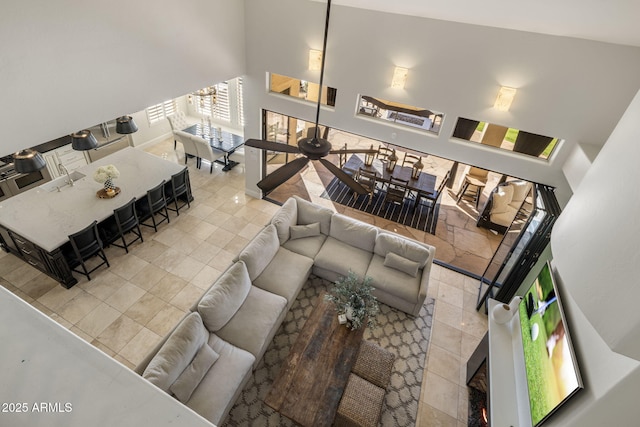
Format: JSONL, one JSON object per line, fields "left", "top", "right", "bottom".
{"left": 45, "top": 143, "right": 89, "bottom": 178}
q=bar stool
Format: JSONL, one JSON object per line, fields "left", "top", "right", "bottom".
{"left": 67, "top": 221, "right": 110, "bottom": 281}
{"left": 137, "top": 180, "right": 170, "bottom": 232}
{"left": 166, "top": 167, "right": 191, "bottom": 215}
{"left": 102, "top": 197, "right": 143, "bottom": 253}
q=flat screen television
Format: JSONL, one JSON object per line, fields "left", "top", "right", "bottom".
{"left": 518, "top": 261, "right": 583, "bottom": 426}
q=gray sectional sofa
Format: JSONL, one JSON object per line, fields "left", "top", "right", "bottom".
{"left": 135, "top": 195, "right": 435, "bottom": 425}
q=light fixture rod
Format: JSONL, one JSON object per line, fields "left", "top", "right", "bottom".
{"left": 313, "top": 0, "right": 332, "bottom": 141}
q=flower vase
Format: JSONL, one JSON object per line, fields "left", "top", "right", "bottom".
{"left": 104, "top": 177, "right": 116, "bottom": 193}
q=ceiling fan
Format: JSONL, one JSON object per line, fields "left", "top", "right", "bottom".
{"left": 245, "top": 0, "right": 377, "bottom": 196}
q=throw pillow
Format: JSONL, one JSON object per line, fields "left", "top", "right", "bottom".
{"left": 239, "top": 224, "right": 280, "bottom": 280}
{"left": 270, "top": 198, "right": 298, "bottom": 244}
{"left": 384, "top": 252, "right": 420, "bottom": 277}
{"left": 169, "top": 343, "right": 219, "bottom": 403}
{"left": 491, "top": 185, "right": 514, "bottom": 214}
{"left": 198, "top": 261, "right": 251, "bottom": 331}
{"left": 373, "top": 232, "right": 432, "bottom": 268}
{"left": 142, "top": 312, "right": 208, "bottom": 392}
{"left": 510, "top": 181, "right": 531, "bottom": 204}
{"left": 289, "top": 222, "right": 321, "bottom": 240}
{"left": 293, "top": 195, "right": 333, "bottom": 234}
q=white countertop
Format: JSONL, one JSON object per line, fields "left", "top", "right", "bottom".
{"left": 0, "top": 147, "right": 185, "bottom": 252}
{"left": 0, "top": 286, "right": 214, "bottom": 427}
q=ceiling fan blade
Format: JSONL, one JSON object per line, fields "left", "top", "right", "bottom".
{"left": 319, "top": 158, "right": 368, "bottom": 195}
{"left": 245, "top": 139, "right": 301, "bottom": 154}
{"left": 328, "top": 148, "right": 378, "bottom": 155}
{"left": 257, "top": 157, "right": 310, "bottom": 194}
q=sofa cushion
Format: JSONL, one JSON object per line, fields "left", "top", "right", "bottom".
{"left": 187, "top": 334, "right": 255, "bottom": 425}
{"left": 283, "top": 233, "right": 327, "bottom": 259}
{"left": 329, "top": 213, "right": 378, "bottom": 252}
{"left": 290, "top": 222, "right": 321, "bottom": 240}
{"left": 510, "top": 181, "right": 530, "bottom": 204}
{"left": 366, "top": 255, "right": 422, "bottom": 303}
{"left": 169, "top": 343, "right": 219, "bottom": 403}
{"left": 491, "top": 185, "right": 514, "bottom": 214}
{"left": 253, "top": 247, "right": 314, "bottom": 304}
{"left": 373, "top": 232, "right": 432, "bottom": 269}
{"left": 491, "top": 207, "right": 518, "bottom": 227}
{"left": 270, "top": 197, "right": 298, "bottom": 244}
{"left": 197, "top": 261, "right": 251, "bottom": 332}
{"left": 239, "top": 224, "right": 281, "bottom": 281}
{"left": 142, "top": 312, "right": 208, "bottom": 392}
{"left": 293, "top": 195, "right": 333, "bottom": 235}
{"left": 314, "top": 236, "right": 373, "bottom": 279}
{"left": 216, "top": 286, "right": 287, "bottom": 365}
{"left": 384, "top": 252, "right": 420, "bottom": 277}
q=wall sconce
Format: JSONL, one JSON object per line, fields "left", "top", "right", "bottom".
{"left": 391, "top": 67, "right": 408, "bottom": 89}
{"left": 364, "top": 144, "right": 375, "bottom": 167}
{"left": 494, "top": 86, "right": 517, "bottom": 111}
{"left": 411, "top": 157, "right": 424, "bottom": 180}
{"left": 386, "top": 149, "right": 398, "bottom": 172}
{"left": 309, "top": 49, "right": 323, "bottom": 71}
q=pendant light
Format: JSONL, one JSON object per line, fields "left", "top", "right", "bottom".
{"left": 116, "top": 116, "right": 139, "bottom": 134}
{"left": 71, "top": 130, "right": 99, "bottom": 151}
{"left": 13, "top": 149, "right": 46, "bottom": 173}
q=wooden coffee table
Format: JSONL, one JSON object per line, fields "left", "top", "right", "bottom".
{"left": 264, "top": 292, "right": 364, "bottom": 427}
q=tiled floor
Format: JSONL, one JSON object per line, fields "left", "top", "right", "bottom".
{"left": 0, "top": 137, "right": 487, "bottom": 426}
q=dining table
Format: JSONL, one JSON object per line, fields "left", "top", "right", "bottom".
{"left": 182, "top": 124, "right": 244, "bottom": 171}
{"left": 342, "top": 154, "right": 437, "bottom": 196}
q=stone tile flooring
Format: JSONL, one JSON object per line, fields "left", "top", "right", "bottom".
{"left": 0, "top": 137, "right": 487, "bottom": 426}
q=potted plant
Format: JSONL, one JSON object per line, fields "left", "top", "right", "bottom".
{"left": 324, "top": 271, "right": 379, "bottom": 330}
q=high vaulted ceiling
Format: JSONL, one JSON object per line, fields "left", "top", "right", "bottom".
{"left": 331, "top": 0, "right": 640, "bottom": 47}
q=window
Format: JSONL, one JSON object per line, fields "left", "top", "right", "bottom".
{"left": 452, "top": 118, "right": 561, "bottom": 160}
{"left": 269, "top": 73, "right": 337, "bottom": 107}
{"left": 237, "top": 77, "right": 245, "bottom": 127}
{"left": 356, "top": 95, "right": 443, "bottom": 135}
{"left": 146, "top": 100, "right": 177, "bottom": 125}
{"left": 195, "top": 82, "right": 231, "bottom": 122}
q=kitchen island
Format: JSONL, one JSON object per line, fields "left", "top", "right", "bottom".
{"left": 0, "top": 147, "right": 192, "bottom": 288}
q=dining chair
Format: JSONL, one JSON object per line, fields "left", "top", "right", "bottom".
{"left": 67, "top": 220, "right": 109, "bottom": 281}
{"left": 167, "top": 111, "right": 189, "bottom": 149}
{"left": 136, "top": 180, "right": 170, "bottom": 232}
{"left": 338, "top": 143, "right": 357, "bottom": 178}
{"left": 174, "top": 130, "right": 200, "bottom": 167}
{"left": 383, "top": 176, "right": 409, "bottom": 209}
{"left": 192, "top": 135, "right": 224, "bottom": 173}
{"left": 166, "top": 167, "right": 191, "bottom": 215}
{"left": 414, "top": 170, "right": 451, "bottom": 234}
{"left": 401, "top": 152, "right": 422, "bottom": 168}
{"left": 356, "top": 168, "right": 378, "bottom": 207}
{"left": 376, "top": 146, "right": 394, "bottom": 162}
{"left": 104, "top": 197, "right": 143, "bottom": 253}
{"left": 456, "top": 166, "right": 489, "bottom": 208}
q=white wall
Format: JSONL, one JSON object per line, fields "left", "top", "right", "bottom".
{"left": 547, "top": 89, "right": 640, "bottom": 425}
{"left": 0, "top": 0, "right": 245, "bottom": 156}
{"left": 242, "top": 0, "right": 640, "bottom": 205}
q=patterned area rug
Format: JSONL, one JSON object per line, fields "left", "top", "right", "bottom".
{"left": 222, "top": 275, "right": 435, "bottom": 427}
{"left": 321, "top": 177, "right": 440, "bottom": 234}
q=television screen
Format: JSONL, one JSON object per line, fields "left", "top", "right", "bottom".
{"left": 518, "top": 262, "right": 583, "bottom": 426}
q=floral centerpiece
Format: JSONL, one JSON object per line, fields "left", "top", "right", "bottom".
{"left": 324, "top": 271, "right": 379, "bottom": 330}
{"left": 93, "top": 164, "right": 120, "bottom": 195}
